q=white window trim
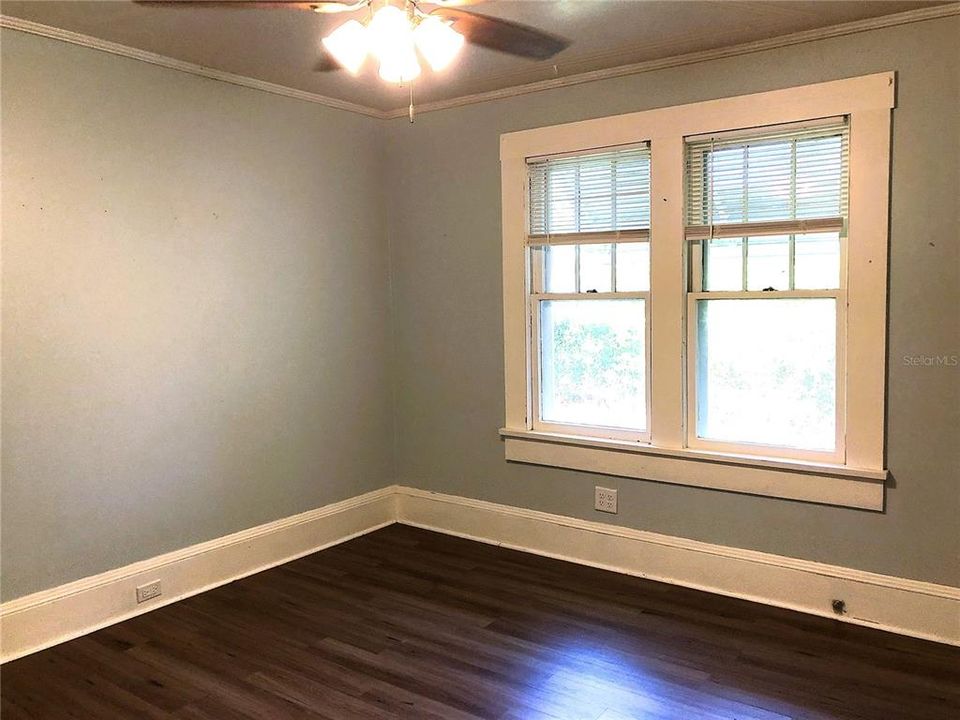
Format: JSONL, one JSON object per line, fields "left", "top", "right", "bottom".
{"left": 499, "top": 73, "right": 893, "bottom": 510}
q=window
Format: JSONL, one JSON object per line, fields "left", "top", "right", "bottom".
{"left": 684, "top": 119, "right": 848, "bottom": 462}
{"left": 500, "top": 74, "right": 892, "bottom": 509}
{"left": 527, "top": 146, "right": 651, "bottom": 440}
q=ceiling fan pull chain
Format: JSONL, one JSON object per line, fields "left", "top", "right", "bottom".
{"left": 409, "top": 81, "right": 415, "bottom": 123}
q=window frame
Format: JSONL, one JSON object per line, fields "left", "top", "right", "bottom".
{"left": 683, "top": 119, "right": 851, "bottom": 464}
{"left": 499, "top": 73, "right": 894, "bottom": 510}
{"left": 530, "top": 288, "right": 652, "bottom": 443}
{"left": 684, "top": 289, "right": 848, "bottom": 464}
{"left": 525, "top": 145, "right": 654, "bottom": 442}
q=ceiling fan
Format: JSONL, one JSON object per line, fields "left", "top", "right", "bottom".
{"left": 136, "top": 1, "right": 571, "bottom": 81}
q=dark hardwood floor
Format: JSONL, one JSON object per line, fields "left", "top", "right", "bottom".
{"left": 2, "top": 524, "right": 957, "bottom": 719}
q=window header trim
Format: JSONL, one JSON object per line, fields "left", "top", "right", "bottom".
{"left": 501, "top": 73, "right": 893, "bottom": 161}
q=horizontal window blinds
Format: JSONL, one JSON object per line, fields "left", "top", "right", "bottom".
{"left": 685, "top": 118, "right": 848, "bottom": 238}
{"left": 528, "top": 144, "right": 651, "bottom": 241}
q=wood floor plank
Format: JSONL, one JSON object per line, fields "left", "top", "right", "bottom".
{"left": 2, "top": 524, "right": 957, "bottom": 719}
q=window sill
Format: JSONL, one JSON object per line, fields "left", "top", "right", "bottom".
{"left": 499, "top": 428, "right": 886, "bottom": 510}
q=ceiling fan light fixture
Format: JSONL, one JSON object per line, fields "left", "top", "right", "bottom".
{"left": 321, "top": 19, "right": 368, "bottom": 75}
{"left": 378, "top": 45, "right": 421, "bottom": 84}
{"left": 414, "top": 16, "right": 464, "bottom": 72}
{"left": 367, "top": 5, "right": 412, "bottom": 62}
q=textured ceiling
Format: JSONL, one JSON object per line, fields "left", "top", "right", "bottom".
{"left": 1, "top": 0, "right": 948, "bottom": 111}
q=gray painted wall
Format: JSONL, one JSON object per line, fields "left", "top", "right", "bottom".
{"left": 384, "top": 16, "right": 960, "bottom": 586}
{"left": 1, "top": 31, "right": 393, "bottom": 600}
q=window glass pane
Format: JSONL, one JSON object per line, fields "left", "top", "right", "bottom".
{"left": 794, "top": 232, "right": 841, "bottom": 289}
{"left": 695, "top": 298, "right": 836, "bottom": 451}
{"left": 615, "top": 242, "right": 649, "bottom": 291}
{"left": 746, "top": 235, "right": 790, "bottom": 291}
{"left": 579, "top": 244, "right": 612, "bottom": 293}
{"left": 545, "top": 245, "right": 576, "bottom": 293}
{"left": 704, "top": 238, "right": 743, "bottom": 291}
{"left": 540, "top": 300, "right": 646, "bottom": 431}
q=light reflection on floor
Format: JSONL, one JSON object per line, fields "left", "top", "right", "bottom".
{"left": 508, "top": 639, "right": 787, "bottom": 720}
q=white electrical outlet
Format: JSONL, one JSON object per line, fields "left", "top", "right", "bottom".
{"left": 136, "top": 580, "right": 162, "bottom": 604}
{"left": 594, "top": 486, "right": 618, "bottom": 514}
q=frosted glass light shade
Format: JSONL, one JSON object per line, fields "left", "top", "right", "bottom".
{"left": 414, "top": 16, "right": 464, "bottom": 71}
{"left": 379, "top": 46, "right": 421, "bottom": 83}
{"left": 321, "top": 19, "right": 368, "bottom": 75}
{"left": 367, "top": 5, "right": 412, "bottom": 61}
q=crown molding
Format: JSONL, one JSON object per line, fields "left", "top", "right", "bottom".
{"left": 381, "top": 2, "right": 960, "bottom": 119}
{"left": 3, "top": 3, "right": 959, "bottom": 122}
{"left": 0, "top": 14, "right": 384, "bottom": 119}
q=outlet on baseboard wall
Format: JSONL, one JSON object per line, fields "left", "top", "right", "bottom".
{"left": 594, "top": 486, "right": 618, "bottom": 514}
{"left": 136, "top": 580, "right": 162, "bottom": 604}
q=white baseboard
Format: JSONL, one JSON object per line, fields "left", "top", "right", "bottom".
{"left": 0, "top": 486, "right": 397, "bottom": 663}
{"left": 3, "top": 484, "right": 957, "bottom": 663}
{"left": 395, "top": 487, "right": 960, "bottom": 646}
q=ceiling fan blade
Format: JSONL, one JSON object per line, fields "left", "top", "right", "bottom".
{"left": 314, "top": 52, "right": 344, "bottom": 72}
{"left": 430, "top": 7, "right": 570, "bottom": 61}
{"left": 134, "top": 1, "right": 347, "bottom": 11}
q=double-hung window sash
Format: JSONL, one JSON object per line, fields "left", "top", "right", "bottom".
{"left": 684, "top": 117, "right": 850, "bottom": 460}
{"left": 526, "top": 144, "right": 652, "bottom": 440}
